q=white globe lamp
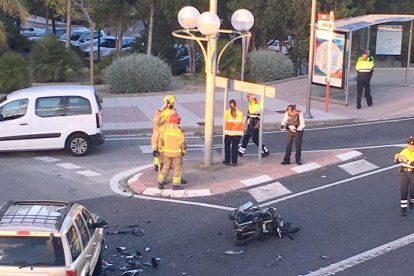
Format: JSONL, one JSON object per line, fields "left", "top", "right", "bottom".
{"left": 178, "top": 6, "right": 200, "bottom": 29}
{"left": 196, "top": 11, "right": 221, "bottom": 35}
{"left": 231, "top": 9, "right": 254, "bottom": 32}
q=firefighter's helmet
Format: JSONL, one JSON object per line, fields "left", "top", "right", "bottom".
{"left": 163, "top": 95, "right": 176, "bottom": 105}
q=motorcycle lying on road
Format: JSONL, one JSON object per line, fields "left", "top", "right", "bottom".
{"left": 229, "top": 201, "right": 300, "bottom": 245}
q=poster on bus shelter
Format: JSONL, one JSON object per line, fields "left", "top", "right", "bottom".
{"left": 312, "top": 30, "right": 346, "bottom": 89}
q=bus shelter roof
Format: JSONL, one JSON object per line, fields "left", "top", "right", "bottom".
{"left": 334, "top": 14, "right": 414, "bottom": 33}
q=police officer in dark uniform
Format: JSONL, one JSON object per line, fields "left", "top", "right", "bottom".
{"left": 394, "top": 136, "right": 414, "bottom": 216}
{"left": 355, "top": 53, "right": 374, "bottom": 109}
{"left": 280, "top": 104, "right": 305, "bottom": 165}
{"left": 238, "top": 93, "right": 269, "bottom": 158}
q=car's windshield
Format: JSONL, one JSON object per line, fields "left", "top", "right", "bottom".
{"left": 0, "top": 236, "right": 65, "bottom": 266}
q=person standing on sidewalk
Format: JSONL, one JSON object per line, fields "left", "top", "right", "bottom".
{"left": 151, "top": 95, "right": 176, "bottom": 172}
{"left": 280, "top": 104, "right": 305, "bottom": 165}
{"left": 156, "top": 113, "right": 187, "bottom": 190}
{"left": 238, "top": 93, "right": 270, "bottom": 158}
{"left": 356, "top": 53, "right": 374, "bottom": 109}
{"left": 223, "top": 99, "right": 244, "bottom": 166}
{"left": 394, "top": 136, "right": 414, "bottom": 216}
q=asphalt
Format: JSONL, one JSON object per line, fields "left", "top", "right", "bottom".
{"left": 104, "top": 68, "right": 413, "bottom": 198}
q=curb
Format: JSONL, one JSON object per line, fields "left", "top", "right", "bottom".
{"left": 122, "top": 150, "right": 365, "bottom": 199}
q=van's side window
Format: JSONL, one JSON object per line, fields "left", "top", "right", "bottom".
{"left": 66, "top": 96, "right": 92, "bottom": 116}
{"left": 35, "top": 97, "right": 65, "bottom": 117}
{"left": 0, "top": 99, "right": 28, "bottom": 121}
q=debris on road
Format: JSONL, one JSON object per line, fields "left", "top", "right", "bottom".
{"left": 224, "top": 249, "right": 244, "bottom": 255}
{"left": 320, "top": 255, "right": 331, "bottom": 260}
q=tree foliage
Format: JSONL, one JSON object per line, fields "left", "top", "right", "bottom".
{"left": 0, "top": 0, "right": 28, "bottom": 45}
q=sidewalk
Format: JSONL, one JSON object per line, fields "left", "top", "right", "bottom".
{"left": 125, "top": 149, "right": 362, "bottom": 199}
{"left": 101, "top": 68, "right": 414, "bottom": 135}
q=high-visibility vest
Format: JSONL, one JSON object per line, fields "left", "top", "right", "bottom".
{"left": 248, "top": 99, "right": 261, "bottom": 119}
{"left": 158, "top": 124, "right": 186, "bottom": 157}
{"left": 400, "top": 148, "right": 414, "bottom": 168}
{"left": 356, "top": 60, "right": 374, "bottom": 73}
{"left": 224, "top": 109, "right": 244, "bottom": 136}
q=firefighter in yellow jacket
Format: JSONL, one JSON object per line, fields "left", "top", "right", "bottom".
{"left": 151, "top": 95, "right": 176, "bottom": 172}
{"left": 156, "top": 113, "right": 187, "bottom": 190}
{"left": 394, "top": 136, "right": 414, "bottom": 216}
{"left": 223, "top": 99, "right": 244, "bottom": 166}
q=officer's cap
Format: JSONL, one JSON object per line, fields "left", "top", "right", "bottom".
{"left": 407, "top": 136, "right": 414, "bottom": 145}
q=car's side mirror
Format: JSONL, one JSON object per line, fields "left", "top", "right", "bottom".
{"left": 92, "top": 218, "right": 108, "bottom": 228}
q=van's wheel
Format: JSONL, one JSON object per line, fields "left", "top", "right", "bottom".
{"left": 66, "top": 133, "right": 90, "bottom": 156}
{"left": 92, "top": 251, "right": 102, "bottom": 276}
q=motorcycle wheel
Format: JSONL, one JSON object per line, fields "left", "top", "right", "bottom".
{"left": 233, "top": 224, "right": 262, "bottom": 246}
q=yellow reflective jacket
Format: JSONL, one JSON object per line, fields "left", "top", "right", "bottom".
{"left": 356, "top": 60, "right": 374, "bottom": 72}
{"left": 399, "top": 148, "right": 414, "bottom": 168}
{"left": 151, "top": 108, "right": 176, "bottom": 150}
{"left": 158, "top": 124, "right": 186, "bottom": 157}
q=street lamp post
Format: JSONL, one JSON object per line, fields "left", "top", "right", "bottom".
{"left": 304, "top": 0, "right": 317, "bottom": 119}
{"left": 173, "top": 5, "right": 254, "bottom": 167}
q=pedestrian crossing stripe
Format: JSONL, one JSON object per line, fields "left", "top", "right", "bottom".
{"left": 291, "top": 162, "right": 322, "bottom": 174}
{"left": 139, "top": 145, "right": 153, "bottom": 154}
{"left": 56, "top": 163, "right": 82, "bottom": 170}
{"left": 76, "top": 170, "right": 101, "bottom": 177}
{"left": 338, "top": 159, "right": 379, "bottom": 175}
{"left": 241, "top": 175, "right": 273, "bottom": 187}
{"left": 248, "top": 182, "right": 292, "bottom": 203}
{"left": 336, "top": 150, "right": 362, "bottom": 161}
{"left": 34, "top": 156, "right": 60, "bottom": 162}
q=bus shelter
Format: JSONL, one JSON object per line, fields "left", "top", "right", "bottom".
{"left": 311, "top": 14, "right": 414, "bottom": 106}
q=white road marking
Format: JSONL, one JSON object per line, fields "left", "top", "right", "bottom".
{"left": 109, "top": 165, "right": 234, "bottom": 211}
{"left": 335, "top": 150, "right": 363, "bottom": 161}
{"left": 76, "top": 170, "right": 101, "bottom": 177}
{"left": 34, "top": 156, "right": 60, "bottom": 163}
{"left": 260, "top": 164, "right": 400, "bottom": 207}
{"left": 56, "top": 163, "right": 82, "bottom": 170}
{"left": 248, "top": 182, "right": 292, "bottom": 203}
{"left": 142, "top": 188, "right": 211, "bottom": 198}
{"left": 338, "top": 160, "right": 379, "bottom": 175}
{"left": 139, "top": 145, "right": 153, "bottom": 154}
{"left": 291, "top": 162, "right": 322, "bottom": 174}
{"left": 302, "top": 232, "right": 414, "bottom": 276}
{"left": 241, "top": 175, "right": 273, "bottom": 187}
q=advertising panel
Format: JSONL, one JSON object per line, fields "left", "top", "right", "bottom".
{"left": 312, "top": 30, "right": 346, "bottom": 88}
{"left": 376, "top": 25, "right": 403, "bottom": 55}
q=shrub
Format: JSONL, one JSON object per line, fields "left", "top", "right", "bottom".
{"left": 0, "top": 52, "right": 31, "bottom": 94}
{"left": 29, "top": 34, "right": 83, "bottom": 82}
{"left": 105, "top": 54, "right": 172, "bottom": 93}
{"left": 248, "top": 49, "right": 294, "bottom": 82}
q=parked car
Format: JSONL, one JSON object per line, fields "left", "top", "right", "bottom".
{"left": 60, "top": 29, "right": 106, "bottom": 48}
{"left": 20, "top": 24, "right": 42, "bottom": 38}
{"left": 0, "top": 85, "right": 105, "bottom": 156}
{"left": 0, "top": 200, "right": 108, "bottom": 275}
{"left": 171, "top": 44, "right": 202, "bottom": 75}
{"left": 267, "top": 39, "right": 291, "bottom": 55}
{"left": 28, "top": 27, "right": 66, "bottom": 42}
{"left": 83, "top": 36, "right": 136, "bottom": 60}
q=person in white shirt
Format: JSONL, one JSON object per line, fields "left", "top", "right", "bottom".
{"left": 280, "top": 104, "right": 305, "bottom": 165}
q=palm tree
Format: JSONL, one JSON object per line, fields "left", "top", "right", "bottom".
{"left": 0, "top": 0, "right": 29, "bottom": 46}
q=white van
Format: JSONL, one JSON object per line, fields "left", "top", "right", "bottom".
{"left": 0, "top": 85, "right": 105, "bottom": 156}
